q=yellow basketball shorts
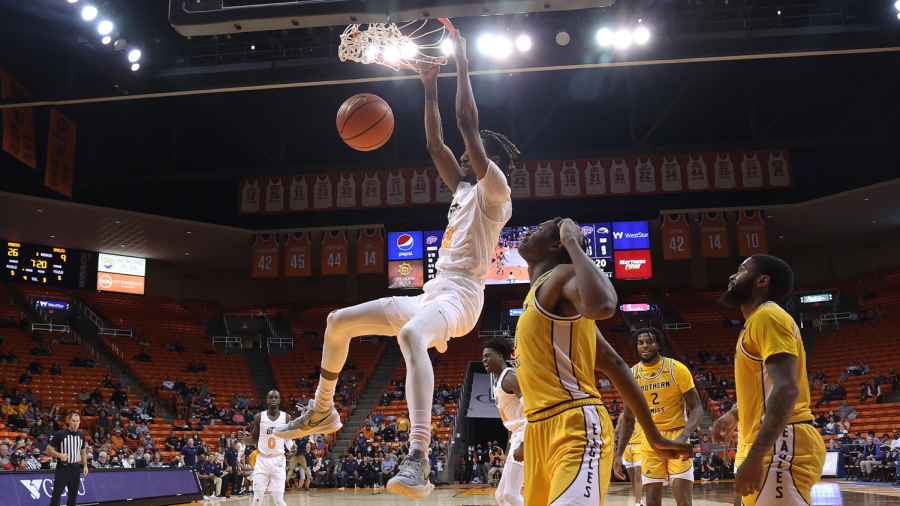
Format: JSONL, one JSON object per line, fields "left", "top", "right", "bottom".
{"left": 735, "top": 422, "right": 826, "bottom": 506}
{"left": 524, "top": 404, "right": 613, "bottom": 506}
{"left": 641, "top": 428, "right": 693, "bottom": 483}
{"left": 623, "top": 443, "right": 641, "bottom": 469}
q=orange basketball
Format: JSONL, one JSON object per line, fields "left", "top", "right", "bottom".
{"left": 336, "top": 93, "right": 394, "bottom": 151}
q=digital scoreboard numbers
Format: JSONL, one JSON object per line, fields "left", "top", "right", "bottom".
{"left": 581, "top": 223, "right": 615, "bottom": 279}
{"left": 5, "top": 242, "right": 68, "bottom": 286}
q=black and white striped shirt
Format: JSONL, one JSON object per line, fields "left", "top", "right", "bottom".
{"left": 49, "top": 429, "right": 86, "bottom": 464}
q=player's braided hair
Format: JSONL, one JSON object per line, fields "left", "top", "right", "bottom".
{"left": 480, "top": 130, "right": 520, "bottom": 176}
{"left": 630, "top": 327, "right": 671, "bottom": 361}
{"left": 481, "top": 336, "right": 515, "bottom": 360}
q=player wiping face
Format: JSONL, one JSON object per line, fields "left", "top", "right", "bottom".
{"left": 514, "top": 217, "right": 693, "bottom": 506}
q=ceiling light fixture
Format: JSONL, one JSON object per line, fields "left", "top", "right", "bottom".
{"left": 98, "top": 20, "right": 113, "bottom": 35}
{"left": 440, "top": 38, "right": 453, "bottom": 55}
{"left": 779, "top": 236, "right": 784, "bottom": 239}
{"left": 516, "top": 35, "right": 532, "bottom": 51}
{"left": 614, "top": 29, "right": 632, "bottom": 49}
{"left": 82, "top": 6, "right": 97, "bottom": 21}
{"left": 596, "top": 28, "right": 613, "bottom": 47}
{"left": 633, "top": 27, "right": 650, "bottom": 45}
{"left": 555, "top": 29, "right": 570, "bottom": 46}
{"left": 128, "top": 49, "right": 142, "bottom": 62}
{"left": 131, "top": 63, "right": 140, "bottom": 71}
{"left": 102, "top": 36, "right": 111, "bottom": 44}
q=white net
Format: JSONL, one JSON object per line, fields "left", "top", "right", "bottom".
{"left": 338, "top": 19, "right": 454, "bottom": 72}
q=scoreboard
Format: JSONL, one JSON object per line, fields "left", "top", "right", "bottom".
{"left": 5, "top": 241, "right": 69, "bottom": 286}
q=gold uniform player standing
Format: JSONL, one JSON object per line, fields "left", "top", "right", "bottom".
{"left": 515, "top": 218, "right": 692, "bottom": 506}
{"left": 713, "top": 254, "right": 825, "bottom": 506}
{"left": 615, "top": 327, "right": 703, "bottom": 506}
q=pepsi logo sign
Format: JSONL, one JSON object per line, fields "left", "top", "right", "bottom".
{"left": 397, "top": 234, "right": 414, "bottom": 251}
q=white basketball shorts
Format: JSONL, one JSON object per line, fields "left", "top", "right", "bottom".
{"left": 381, "top": 272, "right": 483, "bottom": 352}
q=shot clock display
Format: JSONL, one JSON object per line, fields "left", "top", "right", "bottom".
{"left": 5, "top": 241, "right": 69, "bottom": 286}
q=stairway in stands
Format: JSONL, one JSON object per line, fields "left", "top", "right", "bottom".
{"left": 245, "top": 348, "right": 278, "bottom": 401}
{"left": 331, "top": 337, "right": 403, "bottom": 455}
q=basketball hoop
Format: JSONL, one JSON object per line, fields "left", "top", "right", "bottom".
{"left": 339, "top": 18, "right": 455, "bottom": 72}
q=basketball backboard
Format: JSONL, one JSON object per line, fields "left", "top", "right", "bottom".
{"left": 169, "top": 0, "right": 617, "bottom": 36}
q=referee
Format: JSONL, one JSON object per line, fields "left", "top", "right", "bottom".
{"left": 46, "top": 412, "right": 89, "bottom": 506}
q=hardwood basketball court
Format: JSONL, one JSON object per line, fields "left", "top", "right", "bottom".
{"left": 171, "top": 481, "right": 900, "bottom": 505}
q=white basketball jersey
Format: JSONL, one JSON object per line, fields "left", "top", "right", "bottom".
{"left": 289, "top": 177, "right": 308, "bottom": 210}
{"left": 241, "top": 180, "right": 260, "bottom": 213}
{"left": 265, "top": 179, "right": 284, "bottom": 212}
{"left": 313, "top": 176, "right": 333, "bottom": 209}
{"left": 362, "top": 174, "right": 382, "bottom": 207}
{"left": 386, "top": 171, "right": 406, "bottom": 205}
{"left": 740, "top": 154, "right": 763, "bottom": 188}
{"left": 336, "top": 174, "right": 356, "bottom": 208}
{"left": 509, "top": 164, "right": 531, "bottom": 199}
{"left": 687, "top": 156, "right": 709, "bottom": 190}
{"left": 714, "top": 155, "right": 736, "bottom": 189}
{"left": 434, "top": 160, "right": 512, "bottom": 283}
{"left": 258, "top": 411, "right": 286, "bottom": 457}
{"left": 411, "top": 170, "right": 431, "bottom": 203}
{"left": 585, "top": 161, "right": 606, "bottom": 195}
{"left": 610, "top": 160, "right": 631, "bottom": 194}
{"left": 560, "top": 162, "right": 581, "bottom": 196}
{"left": 767, "top": 152, "right": 791, "bottom": 186}
{"left": 534, "top": 164, "right": 555, "bottom": 197}
{"left": 436, "top": 176, "right": 454, "bottom": 202}
{"left": 634, "top": 158, "right": 656, "bottom": 193}
{"left": 494, "top": 368, "right": 526, "bottom": 435}
{"left": 661, "top": 157, "right": 683, "bottom": 192}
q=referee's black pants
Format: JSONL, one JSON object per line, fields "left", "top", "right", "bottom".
{"left": 50, "top": 462, "right": 82, "bottom": 506}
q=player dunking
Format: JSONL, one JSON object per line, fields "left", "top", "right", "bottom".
{"left": 482, "top": 337, "right": 525, "bottom": 506}
{"left": 514, "top": 218, "right": 691, "bottom": 505}
{"left": 615, "top": 328, "right": 703, "bottom": 506}
{"left": 713, "top": 255, "right": 825, "bottom": 506}
{"left": 239, "top": 390, "right": 293, "bottom": 506}
{"left": 274, "top": 31, "right": 519, "bottom": 499}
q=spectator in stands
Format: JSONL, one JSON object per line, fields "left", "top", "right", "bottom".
{"left": 69, "top": 354, "right": 86, "bottom": 367}
{"left": 860, "top": 436, "right": 883, "bottom": 481}
{"left": 137, "top": 337, "right": 150, "bottom": 347}
{"left": 814, "top": 411, "right": 828, "bottom": 430}
{"left": 841, "top": 361, "right": 862, "bottom": 383}
{"left": 198, "top": 360, "right": 208, "bottom": 373}
{"left": 48, "top": 361, "right": 62, "bottom": 376}
{"left": 859, "top": 383, "right": 873, "bottom": 402}
{"left": 598, "top": 375, "right": 611, "bottom": 389}
{"left": 440, "top": 412, "right": 453, "bottom": 428}
{"left": 851, "top": 432, "right": 866, "bottom": 447}
{"left": 135, "top": 350, "right": 152, "bottom": 362}
{"left": 890, "top": 368, "right": 900, "bottom": 389}
{"left": 101, "top": 375, "right": 115, "bottom": 388}
{"left": 835, "top": 415, "right": 852, "bottom": 435}
{"left": 30, "top": 330, "right": 42, "bottom": 342}
{"left": 93, "top": 451, "right": 111, "bottom": 469}
{"left": 174, "top": 341, "right": 187, "bottom": 353}
{"left": 297, "top": 377, "right": 310, "bottom": 389}
{"left": 700, "top": 458, "right": 720, "bottom": 481}
{"left": 19, "top": 370, "right": 32, "bottom": 385}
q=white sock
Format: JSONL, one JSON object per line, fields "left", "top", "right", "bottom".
{"left": 313, "top": 384, "right": 335, "bottom": 412}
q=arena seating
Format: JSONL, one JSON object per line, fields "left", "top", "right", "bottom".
{"left": 180, "top": 298, "right": 224, "bottom": 321}
{"left": 0, "top": 328, "right": 131, "bottom": 423}
{"left": 76, "top": 291, "right": 257, "bottom": 412}
{"left": 0, "top": 288, "right": 22, "bottom": 321}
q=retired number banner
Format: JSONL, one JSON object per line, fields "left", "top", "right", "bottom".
{"left": 238, "top": 149, "right": 793, "bottom": 215}
{"left": 0, "top": 69, "right": 36, "bottom": 168}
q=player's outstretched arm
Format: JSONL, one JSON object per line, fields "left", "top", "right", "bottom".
{"left": 558, "top": 219, "right": 617, "bottom": 320}
{"left": 594, "top": 328, "right": 692, "bottom": 462}
{"left": 501, "top": 370, "right": 526, "bottom": 462}
{"left": 711, "top": 402, "right": 739, "bottom": 445}
{"left": 419, "top": 62, "right": 463, "bottom": 192}
{"left": 613, "top": 404, "right": 635, "bottom": 480}
{"left": 735, "top": 353, "right": 799, "bottom": 497}
{"left": 451, "top": 31, "right": 491, "bottom": 181}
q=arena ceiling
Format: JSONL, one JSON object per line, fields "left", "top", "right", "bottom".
{"left": 1, "top": 0, "right": 899, "bottom": 233}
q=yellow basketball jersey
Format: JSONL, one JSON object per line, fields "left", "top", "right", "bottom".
{"left": 735, "top": 302, "right": 814, "bottom": 451}
{"left": 632, "top": 357, "right": 695, "bottom": 431}
{"left": 515, "top": 270, "right": 604, "bottom": 422}
{"left": 629, "top": 421, "right": 644, "bottom": 445}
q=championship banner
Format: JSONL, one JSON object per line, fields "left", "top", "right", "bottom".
{"left": 251, "top": 234, "right": 279, "bottom": 277}
{"left": 237, "top": 149, "right": 794, "bottom": 214}
{"left": 0, "top": 69, "right": 37, "bottom": 168}
{"left": 44, "top": 108, "right": 77, "bottom": 197}
{"left": 737, "top": 210, "right": 768, "bottom": 256}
